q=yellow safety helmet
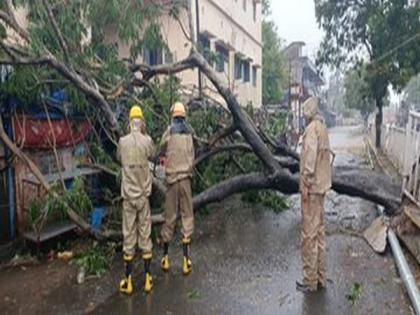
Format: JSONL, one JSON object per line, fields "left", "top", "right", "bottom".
{"left": 171, "top": 102, "right": 186, "bottom": 118}
{"left": 129, "top": 105, "right": 144, "bottom": 121}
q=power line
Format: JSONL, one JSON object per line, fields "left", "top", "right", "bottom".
{"left": 371, "top": 31, "right": 420, "bottom": 65}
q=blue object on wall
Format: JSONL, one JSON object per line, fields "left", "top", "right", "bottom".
{"left": 49, "top": 90, "right": 67, "bottom": 104}
{"left": 91, "top": 207, "right": 104, "bottom": 232}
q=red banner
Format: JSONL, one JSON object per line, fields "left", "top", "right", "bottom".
{"left": 13, "top": 116, "right": 91, "bottom": 149}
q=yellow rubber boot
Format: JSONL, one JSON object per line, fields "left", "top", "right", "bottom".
{"left": 120, "top": 276, "right": 133, "bottom": 295}
{"left": 120, "top": 255, "right": 134, "bottom": 295}
{"left": 144, "top": 272, "right": 153, "bottom": 293}
{"left": 143, "top": 254, "right": 153, "bottom": 294}
{"left": 161, "top": 255, "right": 170, "bottom": 272}
{"left": 182, "top": 238, "right": 192, "bottom": 276}
{"left": 183, "top": 256, "right": 192, "bottom": 276}
{"left": 161, "top": 242, "right": 170, "bottom": 272}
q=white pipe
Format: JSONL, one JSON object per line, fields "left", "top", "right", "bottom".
{"left": 388, "top": 229, "right": 420, "bottom": 315}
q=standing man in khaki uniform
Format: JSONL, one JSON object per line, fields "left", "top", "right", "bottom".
{"left": 118, "top": 105, "right": 155, "bottom": 295}
{"left": 297, "top": 97, "right": 332, "bottom": 293}
{"left": 160, "top": 102, "right": 195, "bottom": 276}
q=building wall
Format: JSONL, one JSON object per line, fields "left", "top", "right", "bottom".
{"left": 198, "top": 0, "right": 262, "bottom": 108}
{"left": 107, "top": 0, "right": 262, "bottom": 108}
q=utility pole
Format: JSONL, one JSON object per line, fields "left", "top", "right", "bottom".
{"left": 195, "top": 0, "right": 202, "bottom": 99}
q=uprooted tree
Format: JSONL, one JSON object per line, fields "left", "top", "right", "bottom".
{"left": 0, "top": 0, "right": 402, "bottom": 240}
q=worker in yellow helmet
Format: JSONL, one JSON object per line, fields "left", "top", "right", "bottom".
{"left": 160, "top": 102, "right": 195, "bottom": 275}
{"left": 117, "top": 105, "right": 155, "bottom": 294}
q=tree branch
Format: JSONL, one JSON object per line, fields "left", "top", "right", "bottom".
{"left": 192, "top": 173, "right": 277, "bottom": 209}
{"left": 131, "top": 57, "right": 196, "bottom": 80}
{"left": 41, "top": 0, "right": 71, "bottom": 65}
{"left": 0, "top": 2, "right": 29, "bottom": 42}
{"left": 208, "top": 124, "right": 237, "bottom": 147}
{"left": 190, "top": 51, "right": 281, "bottom": 173}
{"left": 187, "top": 0, "right": 196, "bottom": 45}
{"left": 194, "top": 143, "right": 253, "bottom": 166}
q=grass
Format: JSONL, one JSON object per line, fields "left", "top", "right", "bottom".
{"left": 346, "top": 282, "right": 363, "bottom": 306}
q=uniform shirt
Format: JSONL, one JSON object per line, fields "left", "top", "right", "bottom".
{"left": 300, "top": 116, "right": 332, "bottom": 194}
{"left": 118, "top": 131, "right": 155, "bottom": 199}
{"left": 161, "top": 119, "right": 195, "bottom": 184}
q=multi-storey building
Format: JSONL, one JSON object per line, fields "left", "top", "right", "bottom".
{"left": 107, "top": 0, "right": 263, "bottom": 108}
{"left": 283, "top": 41, "right": 324, "bottom": 134}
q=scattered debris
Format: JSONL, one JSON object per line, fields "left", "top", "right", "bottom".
{"left": 57, "top": 251, "right": 74, "bottom": 262}
{"left": 363, "top": 217, "right": 389, "bottom": 253}
{"left": 77, "top": 266, "right": 86, "bottom": 285}
{"left": 74, "top": 243, "right": 115, "bottom": 280}
{"left": 187, "top": 289, "right": 201, "bottom": 300}
{"left": 0, "top": 254, "right": 38, "bottom": 270}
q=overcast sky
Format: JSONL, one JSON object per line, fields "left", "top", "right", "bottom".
{"left": 269, "top": 0, "right": 324, "bottom": 60}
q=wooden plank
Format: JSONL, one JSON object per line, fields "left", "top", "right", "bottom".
{"left": 404, "top": 189, "right": 420, "bottom": 210}
{"left": 23, "top": 221, "right": 77, "bottom": 243}
{"left": 398, "top": 232, "right": 420, "bottom": 266}
{"left": 404, "top": 205, "right": 420, "bottom": 230}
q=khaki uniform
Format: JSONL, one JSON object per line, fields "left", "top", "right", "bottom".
{"left": 118, "top": 130, "right": 155, "bottom": 257}
{"left": 160, "top": 127, "right": 195, "bottom": 242}
{"left": 300, "top": 113, "right": 332, "bottom": 289}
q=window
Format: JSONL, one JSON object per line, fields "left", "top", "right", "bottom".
{"left": 143, "top": 47, "right": 174, "bottom": 65}
{"left": 164, "top": 48, "right": 173, "bottom": 64}
{"left": 198, "top": 34, "right": 211, "bottom": 62}
{"left": 143, "top": 47, "right": 163, "bottom": 66}
{"left": 243, "top": 0, "right": 247, "bottom": 11}
{"left": 235, "top": 55, "right": 242, "bottom": 80}
{"left": 253, "top": 1, "right": 257, "bottom": 21}
{"left": 252, "top": 66, "right": 257, "bottom": 87}
{"left": 243, "top": 60, "right": 250, "bottom": 82}
{"left": 215, "top": 45, "right": 228, "bottom": 73}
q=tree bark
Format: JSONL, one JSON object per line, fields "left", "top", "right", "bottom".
{"left": 192, "top": 166, "right": 401, "bottom": 214}
{"left": 190, "top": 51, "right": 281, "bottom": 173}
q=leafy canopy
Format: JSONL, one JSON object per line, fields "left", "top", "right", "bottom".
{"left": 2, "top": 0, "right": 183, "bottom": 109}
{"left": 262, "top": 1, "right": 287, "bottom": 105}
{"left": 316, "top": 0, "right": 420, "bottom": 103}
{"left": 344, "top": 67, "right": 375, "bottom": 117}
{"left": 403, "top": 74, "right": 420, "bottom": 108}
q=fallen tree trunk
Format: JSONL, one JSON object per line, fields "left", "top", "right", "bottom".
{"left": 140, "top": 50, "right": 402, "bottom": 213}
{"left": 192, "top": 167, "right": 401, "bottom": 213}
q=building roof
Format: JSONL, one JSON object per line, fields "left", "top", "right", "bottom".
{"left": 301, "top": 57, "right": 324, "bottom": 86}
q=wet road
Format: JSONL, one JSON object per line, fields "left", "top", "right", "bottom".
{"left": 91, "top": 126, "right": 410, "bottom": 315}
{"left": 0, "top": 126, "right": 412, "bottom": 315}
